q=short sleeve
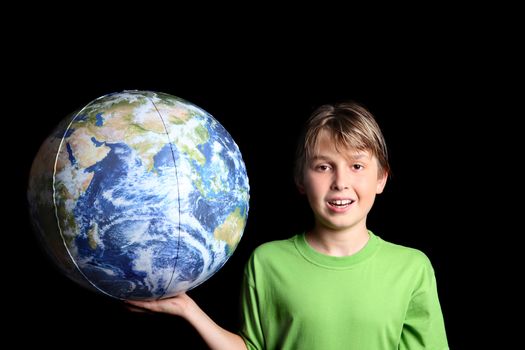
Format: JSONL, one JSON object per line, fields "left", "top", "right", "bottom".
{"left": 399, "top": 257, "right": 449, "bottom": 350}
{"left": 238, "top": 255, "right": 265, "bottom": 350}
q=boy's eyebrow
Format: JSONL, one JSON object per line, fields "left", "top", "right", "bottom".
{"left": 310, "top": 155, "right": 330, "bottom": 161}
{"left": 311, "top": 152, "right": 370, "bottom": 161}
{"left": 347, "top": 153, "right": 369, "bottom": 160}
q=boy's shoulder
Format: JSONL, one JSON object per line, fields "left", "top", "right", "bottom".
{"left": 377, "top": 235, "right": 433, "bottom": 268}
{"left": 252, "top": 235, "right": 297, "bottom": 255}
{"left": 248, "top": 235, "right": 300, "bottom": 265}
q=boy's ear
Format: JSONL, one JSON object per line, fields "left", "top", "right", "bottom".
{"left": 376, "top": 172, "right": 388, "bottom": 194}
{"left": 296, "top": 181, "right": 306, "bottom": 194}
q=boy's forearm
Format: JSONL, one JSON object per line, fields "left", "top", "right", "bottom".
{"left": 183, "top": 299, "right": 247, "bottom": 350}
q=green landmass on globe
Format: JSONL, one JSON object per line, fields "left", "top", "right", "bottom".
{"left": 27, "top": 90, "right": 250, "bottom": 300}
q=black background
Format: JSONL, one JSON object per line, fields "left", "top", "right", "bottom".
{"left": 7, "top": 26, "right": 502, "bottom": 348}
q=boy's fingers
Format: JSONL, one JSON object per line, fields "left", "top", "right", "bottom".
{"left": 124, "top": 303, "right": 150, "bottom": 313}
{"left": 124, "top": 300, "right": 157, "bottom": 312}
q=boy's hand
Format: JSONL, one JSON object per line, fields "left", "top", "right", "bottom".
{"left": 125, "top": 292, "right": 194, "bottom": 317}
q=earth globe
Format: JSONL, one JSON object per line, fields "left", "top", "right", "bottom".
{"left": 27, "top": 90, "right": 250, "bottom": 301}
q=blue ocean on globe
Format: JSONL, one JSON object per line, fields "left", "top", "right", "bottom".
{"left": 27, "top": 91, "right": 250, "bottom": 300}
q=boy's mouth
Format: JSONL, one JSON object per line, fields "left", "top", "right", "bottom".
{"left": 327, "top": 199, "right": 355, "bottom": 208}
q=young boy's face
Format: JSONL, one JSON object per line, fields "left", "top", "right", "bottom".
{"left": 301, "top": 129, "right": 387, "bottom": 233}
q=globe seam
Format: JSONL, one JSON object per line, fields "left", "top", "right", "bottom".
{"left": 150, "top": 96, "right": 182, "bottom": 300}
{"left": 52, "top": 95, "right": 115, "bottom": 299}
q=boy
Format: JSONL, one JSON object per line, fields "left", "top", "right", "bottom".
{"left": 128, "top": 101, "right": 449, "bottom": 349}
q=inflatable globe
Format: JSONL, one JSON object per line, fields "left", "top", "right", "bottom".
{"left": 27, "top": 90, "right": 250, "bottom": 300}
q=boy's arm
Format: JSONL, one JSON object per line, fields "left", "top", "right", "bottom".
{"left": 399, "top": 260, "right": 449, "bottom": 350}
{"left": 127, "top": 293, "right": 247, "bottom": 350}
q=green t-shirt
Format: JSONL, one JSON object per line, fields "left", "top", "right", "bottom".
{"left": 239, "top": 232, "right": 448, "bottom": 350}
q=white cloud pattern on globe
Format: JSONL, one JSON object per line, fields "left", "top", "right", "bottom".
{"left": 27, "top": 91, "right": 250, "bottom": 300}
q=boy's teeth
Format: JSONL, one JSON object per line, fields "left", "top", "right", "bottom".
{"left": 330, "top": 200, "right": 352, "bottom": 206}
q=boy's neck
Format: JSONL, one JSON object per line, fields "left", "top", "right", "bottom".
{"left": 305, "top": 227, "right": 370, "bottom": 257}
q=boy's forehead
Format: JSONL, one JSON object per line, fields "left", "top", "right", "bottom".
{"left": 311, "top": 147, "right": 373, "bottom": 160}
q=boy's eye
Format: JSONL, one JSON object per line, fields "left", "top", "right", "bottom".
{"left": 352, "top": 164, "right": 364, "bottom": 170}
{"left": 316, "top": 164, "right": 331, "bottom": 171}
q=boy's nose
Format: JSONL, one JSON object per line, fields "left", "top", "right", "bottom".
{"left": 331, "top": 182, "right": 349, "bottom": 191}
{"left": 331, "top": 170, "right": 349, "bottom": 191}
